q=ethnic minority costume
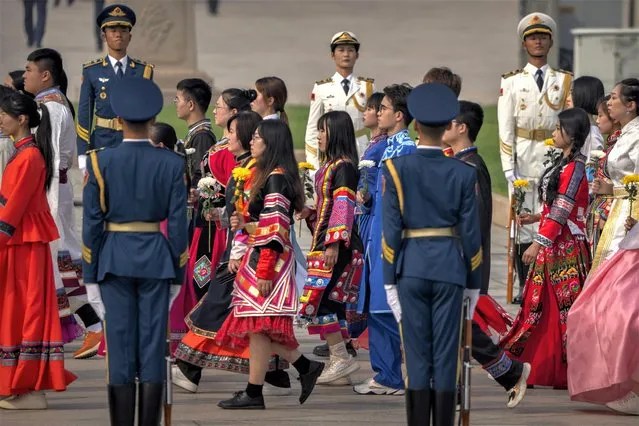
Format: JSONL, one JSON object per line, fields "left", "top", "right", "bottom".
{"left": 175, "top": 155, "right": 288, "bottom": 379}
{"left": 170, "top": 138, "right": 234, "bottom": 354}
{"left": 591, "top": 117, "right": 639, "bottom": 273}
{"left": 585, "top": 130, "right": 620, "bottom": 257}
{"left": 214, "top": 169, "right": 299, "bottom": 351}
{"left": 0, "top": 136, "right": 77, "bottom": 397}
{"left": 358, "top": 129, "right": 415, "bottom": 392}
{"left": 347, "top": 133, "right": 387, "bottom": 338}
{"left": 300, "top": 159, "right": 363, "bottom": 338}
{"left": 500, "top": 154, "right": 590, "bottom": 388}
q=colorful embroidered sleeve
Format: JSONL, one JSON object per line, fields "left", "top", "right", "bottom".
{"left": 325, "top": 161, "right": 358, "bottom": 247}
{"left": 252, "top": 173, "right": 292, "bottom": 253}
{"left": 0, "top": 149, "right": 47, "bottom": 247}
{"left": 536, "top": 161, "right": 586, "bottom": 247}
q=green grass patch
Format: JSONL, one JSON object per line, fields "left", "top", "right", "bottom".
{"left": 135, "top": 104, "right": 505, "bottom": 196}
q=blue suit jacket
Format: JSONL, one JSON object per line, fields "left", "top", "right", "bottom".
{"left": 82, "top": 141, "right": 188, "bottom": 284}
{"left": 381, "top": 147, "right": 482, "bottom": 290}
{"left": 76, "top": 56, "right": 154, "bottom": 155}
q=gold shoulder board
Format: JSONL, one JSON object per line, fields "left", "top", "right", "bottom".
{"left": 357, "top": 76, "right": 375, "bottom": 83}
{"left": 501, "top": 68, "right": 523, "bottom": 79}
{"left": 83, "top": 57, "right": 104, "bottom": 68}
{"left": 315, "top": 78, "right": 332, "bottom": 85}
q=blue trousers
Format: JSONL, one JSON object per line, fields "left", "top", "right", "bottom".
{"left": 368, "top": 312, "right": 404, "bottom": 389}
{"left": 100, "top": 275, "right": 169, "bottom": 385}
{"left": 398, "top": 278, "right": 463, "bottom": 391}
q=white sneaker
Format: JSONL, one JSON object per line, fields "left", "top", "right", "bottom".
{"left": 0, "top": 391, "right": 47, "bottom": 410}
{"left": 353, "top": 378, "right": 404, "bottom": 395}
{"left": 321, "top": 376, "right": 352, "bottom": 386}
{"left": 171, "top": 364, "right": 198, "bottom": 393}
{"left": 316, "top": 357, "right": 359, "bottom": 385}
{"left": 263, "top": 383, "right": 293, "bottom": 396}
{"left": 506, "top": 362, "right": 531, "bottom": 408}
{"left": 606, "top": 391, "right": 639, "bottom": 415}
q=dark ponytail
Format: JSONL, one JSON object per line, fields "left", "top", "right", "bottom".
{"left": 27, "top": 48, "right": 75, "bottom": 119}
{"left": 0, "top": 91, "right": 54, "bottom": 191}
{"left": 36, "top": 104, "right": 54, "bottom": 191}
{"left": 538, "top": 108, "right": 590, "bottom": 205}
{"left": 58, "top": 69, "right": 76, "bottom": 120}
{"left": 221, "top": 88, "right": 257, "bottom": 112}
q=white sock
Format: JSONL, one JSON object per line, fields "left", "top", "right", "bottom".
{"left": 86, "top": 323, "right": 102, "bottom": 333}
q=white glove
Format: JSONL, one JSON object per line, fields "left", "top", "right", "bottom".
{"left": 78, "top": 155, "right": 87, "bottom": 172}
{"left": 463, "top": 288, "right": 480, "bottom": 317}
{"left": 384, "top": 284, "right": 402, "bottom": 323}
{"left": 85, "top": 283, "right": 105, "bottom": 321}
{"left": 169, "top": 285, "right": 181, "bottom": 310}
{"left": 504, "top": 169, "right": 519, "bottom": 183}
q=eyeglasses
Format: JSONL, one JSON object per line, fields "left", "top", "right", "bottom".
{"left": 379, "top": 104, "right": 393, "bottom": 113}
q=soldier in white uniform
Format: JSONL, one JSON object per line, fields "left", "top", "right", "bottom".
{"left": 304, "top": 31, "right": 374, "bottom": 168}
{"left": 498, "top": 13, "right": 572, "bottom": 303}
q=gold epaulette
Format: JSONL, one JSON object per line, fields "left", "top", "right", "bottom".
{"left": 357, "top": 76, "right": 375, "bottom": 83}
{"left": 130, "top": 57, "right": 154, "bottom": 68}
{"left": 83, "top": 57, "right": 104, "bottom": 68}
{"left": 501, "top": 68, "right": 523, "bottom": 79}
{"left": 85, "top": 147, "right": 107, "bottom": 155}
{"left": 315, "top": 78, "right": 332, "bottom": 85}
{"left": 555, "top": 68, "right": 574, "bottom": 76}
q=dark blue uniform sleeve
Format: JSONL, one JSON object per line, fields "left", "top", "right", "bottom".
{"left": 82, "top": 151, "right": 105, "bottom": 283}
{"left": 76, "top": 66, "right": 94, "bottom": 156}
{"left": 168, "top": 161, "right": 188, "bottom": 284}
{"left": 459, "top": 170, "right": 482, "bottom": 290}
{"left": 381, "top": 160, "right": 404, "bottom": 286}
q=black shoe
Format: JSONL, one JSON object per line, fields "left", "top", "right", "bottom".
{"left": 138, "top": 382, "right": 163, "bottom": 426}
{"left": 298, "top": 360, "right": 324, "bottom": 404}
{"left": 265, "top": 369, "right": 291, "bottom": 388}
{"left": 313, "top": 343, "right": 329, "bottom": 357}
{"left": 433, "top": 390, "right": 456, "bottom": 426}
{"left": 406, "top": 389, "right": 431, "bottom": 426}
{"left": 218, "top": 391, "right": 265, "bottom": 409}
{"left": 108, "top": 383, "right": 136, "bottom": 426}
{"left": 346, "top": 341, "right": 357, "bottom": 357}
{"left": 512, "top": 295, "right": 522, "bottom": 305}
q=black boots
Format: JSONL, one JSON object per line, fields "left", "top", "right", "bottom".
{"left": 405, "top": 389, "right": 456, "bottom": 426}
{"left": 405, "top": 389, "right": 431, "bottom": 425}
{"left": 108, "top": 382, "right": 163, "bottom": 426}
{"left": 108, "top": 383, "right": 136, "bottom": 426}
{"left": 138, "top": 383, "right": 163, "bottom": 425}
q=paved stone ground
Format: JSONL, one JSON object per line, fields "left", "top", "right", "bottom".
{"left": 0, "top": 170, "right": 636, "bottom": 425}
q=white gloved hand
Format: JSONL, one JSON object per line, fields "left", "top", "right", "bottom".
{"left": 78, "top": 155, "right": 87, "bottom": 172}
{"left": 169, "top": 285, "right": 181, "bottom": 310}
{"left": 384, "top": 284, "right": 402, "bottom": 323}
{"left": 504, "top": 169, "right": 519, "bottom": 183}
{"left": 85, "top": 283, "right": 105, "bottom": 321}
{"left": 463, "top": 288, "right": 480, "bottom": 317}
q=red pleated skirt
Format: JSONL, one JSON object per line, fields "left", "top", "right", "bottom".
{"left": 0, "top": 242, "right": 77, "bottom": 396}
{"left": 215, "top": 311, "right": 298, "bottom": 350}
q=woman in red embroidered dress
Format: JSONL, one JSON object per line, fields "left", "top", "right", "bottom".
{"left": 0, "top": 91, "right": 76, "bottom": 409}
{"left": 585, "top": 95, "right": 622, "bottom": 256}
{"left": 297, "top": 111, "right": 363, "bottom": 385}
{"left": 500, "top": 108, "right": 591, "bottom": 388}
{"left": 215, "top": 119, "right": 324, "bottom": 409}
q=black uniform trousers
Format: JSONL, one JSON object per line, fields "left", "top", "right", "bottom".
{"left": 471, "top": 322, "right": 523, "bottom": 390}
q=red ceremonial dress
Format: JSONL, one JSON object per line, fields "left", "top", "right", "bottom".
{"left": 500, "top": 154, "right": 590, "bottom": 388}
{"left": 0, "top": 136, "right": 76, "bottom": 396}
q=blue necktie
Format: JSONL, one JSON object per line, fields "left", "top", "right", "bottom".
{"left": 116, "top": 61, "right": 124, "bottom": 79}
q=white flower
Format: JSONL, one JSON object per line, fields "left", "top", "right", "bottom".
{"left": 590, "top": 150, "right": 606, "bottom": 160}
{"left": 197, "top": 176, "right": 217, "bottom": 190}
{"left": 359, "top": 160, "right": 376, "bottom": 169}
{"left": 185, "top": 148, "right": 196, "bottom": 155}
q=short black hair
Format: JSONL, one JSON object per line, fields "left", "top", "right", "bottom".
{"left": 150, "top": 122, "right": 178, "bottom": 151}
{"left": 572, "top": 76, "right": 604, "bottom": 116}
{"left": 227, "top": 111, "right": 263, "bottom": 151}
{"left": 383, "top": 84, "right": 413, "bottom": 127}
{"left": 176, "top": 78, "right": 212, "bottom": 113}
{"left": 8, "top": 70, "right": 26, "bottom": 93}
{"left": 456, "top": 101, "right": 484, "bottom": 142}
{"left": 26, "top": 48, "right": 74, "bottom": 116}
{"left": 617, "top": 78, "right": 639, "bottom": 116}
{"left": 365, "top": 92, "right": 384, "bottom": 113}
{"left": 423, "top": 67, "right": 462, "bottom": 97}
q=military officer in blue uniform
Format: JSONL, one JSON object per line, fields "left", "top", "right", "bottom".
{"left": 381, "top": 83, "right": 482, "bottom": 426}
{"left": 76, "top": 3, "right": 154, "bottom": 173}
{"left": 82, "top": 77, "right": 187, "bottom": 426}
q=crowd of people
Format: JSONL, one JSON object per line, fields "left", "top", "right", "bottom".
{"left": 1, "top": 3, "right": 639, "bottom": 426}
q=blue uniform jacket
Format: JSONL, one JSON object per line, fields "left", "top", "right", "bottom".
{"left": 82, "top": 141, "right": 188, "bottom": 284}
{"left": 76, "top": 56, "right": 154, "bottom": 155}
{"left": 381, "top": 147, "right": 482, "bottom": 289}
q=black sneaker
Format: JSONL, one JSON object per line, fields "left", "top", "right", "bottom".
{"left": 218, "top": 391, "right": 265, "bottom": 410}
{"left": 298, "top": 360, "right": 325, "bottom": 404}
{"left": 346, "top": 341, "right": 357, "bottom": 357}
